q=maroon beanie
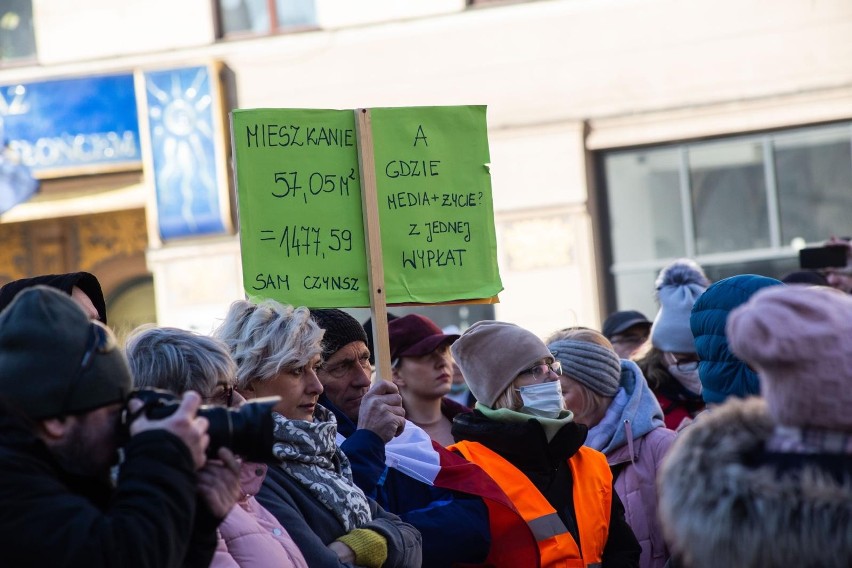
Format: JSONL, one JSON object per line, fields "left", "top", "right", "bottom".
{"left": 388, "top": 314, "right": 458, "bottom": 360}
{"left": 727, "top": 286, "right": 852, "bottom": 432}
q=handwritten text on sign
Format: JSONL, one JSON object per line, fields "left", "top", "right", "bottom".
{"left": 371, "top": 106, "right": 501, "bottom": 304}
{"left": 231, "top": 106, "right": 502, "bottom": 307}
{"left": 232, "top": 109, "right": 370, "bottom": 307}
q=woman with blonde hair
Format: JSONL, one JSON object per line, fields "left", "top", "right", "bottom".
{"left": 547, "top": 327, "right": 675, "bottom": 568}
{"left": 214, "top": 300, "right": 421, "bottom": 568}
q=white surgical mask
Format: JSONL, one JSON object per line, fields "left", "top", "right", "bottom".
{"left": 668, "top": 365, "right": 703, "bottom": 396}
{"left": 517, "top": 381, "right": 565, "bottom": 418}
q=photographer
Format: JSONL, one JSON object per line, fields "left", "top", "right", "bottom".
{"left": 0, "top": 286, "right": 228, "bottom": 568}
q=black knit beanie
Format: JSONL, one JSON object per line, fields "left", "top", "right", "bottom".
{"left": 0, "top": 286, "right": 131, "bottom": 419}
{"left": 311, "top": 309, "right": 369, "bottom": 361}
{"left": 0, "top": 272, "right": 107, "bottom": 324}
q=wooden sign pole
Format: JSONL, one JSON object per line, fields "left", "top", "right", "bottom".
{"left": 355, "top": 108, "right": 392, "bottom": 383}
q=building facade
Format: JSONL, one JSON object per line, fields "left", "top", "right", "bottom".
{"left": 2, "top": 0, "right": 851, "bottom": 337}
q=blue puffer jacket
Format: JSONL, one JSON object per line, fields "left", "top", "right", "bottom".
{"left": 690, "top": 274, "right": 783, "bottom": 404}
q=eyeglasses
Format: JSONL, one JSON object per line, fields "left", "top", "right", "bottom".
{"left": 520, "top": 360, "right": 562, "bottom": 381}
{"left": 665, "top": 352, "right": 699, "bottom": 372}
{"left": 204, "top": 384, "right": 234, "bottom": 407}
{"left": 610, "top": 333, "right": 647, "bottom": 346}
{"left": 320, "top": 354, "right": 373, "bottom": 379}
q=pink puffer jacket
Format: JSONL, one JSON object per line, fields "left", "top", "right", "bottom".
{"left": 211, "top": 462, "right": 307, "bottom": 568}
{"left": 607, "top": 426, "right": 675, "bottom": 568}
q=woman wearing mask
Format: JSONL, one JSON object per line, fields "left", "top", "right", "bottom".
{"left": 634, "top": 347, "right": 703, "bottom": 431}
{"left": 449, "top": 320, "right": 641, "bottom": 568}
{"left": 547, "top": 328, "right": 675, "bottom": 568}
{"left": 214, "top": 300, "right": 422, "bottom": 568}
{"left": 637, "top": 259, "right": 709, "bottom": 430}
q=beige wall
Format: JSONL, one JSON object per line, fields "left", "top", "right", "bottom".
{"left": 6, "top": 0, "right": 852, "bottom": 336}
{"left": 32, "top": 0, "right": 216, "bottom": 65}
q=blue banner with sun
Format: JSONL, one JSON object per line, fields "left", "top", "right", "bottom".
{"left": 140, "top": 64, "right": 232, "bottom": 240}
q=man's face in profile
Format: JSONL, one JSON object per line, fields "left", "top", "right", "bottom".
{"left": 316, "top": 340, "right": 372, "bottom": 422}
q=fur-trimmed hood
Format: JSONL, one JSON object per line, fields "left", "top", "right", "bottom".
{"left": 658, "top": 397, "right": 852, "bottom": 568}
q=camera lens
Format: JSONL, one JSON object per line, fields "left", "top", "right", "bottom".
{"left": 125, "top": 389, "right": 279, "bottom": 462}
{"left": 200, "top": 397, "right": 278, "bottom": 462}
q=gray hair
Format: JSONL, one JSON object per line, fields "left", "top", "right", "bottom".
{"left": 125, "top": 324, "right": 236, "bottom": 396}
{"left": 213, "top": 300, "right": 324, "bottom": 390}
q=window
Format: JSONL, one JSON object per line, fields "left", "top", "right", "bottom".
{"left": 599, "top": 122, "right": 852, "bottom": 317}
{"left": 217, "top": 0, "right": 317, "bottom": 37}
{"left": 689, "top": 139, "right": 769, "bottom": 255}
{"left": 0, "top": 0, "right": 36, "bottom": 63}
{"left": 774, "top": 125, "right": 852, "bottom": 245}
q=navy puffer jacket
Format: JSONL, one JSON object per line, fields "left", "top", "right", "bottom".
{"left": 689, "top": 275, "right": 783, "bottom": 404}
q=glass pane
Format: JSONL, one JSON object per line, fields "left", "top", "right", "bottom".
{"left": 701, "top": 256, "right": 799, "bottom": 285}
{"left": 603, "top": 148, "right": 685, "bottom": 264}
{"left": 774, "top": 125, "right": 852, "bottom": 245}
{"left": 613, "top": 269, "right": 660, "bottom": 322}
{"left": 276, "top": 0, "right": 317, "bottom": 27}
{"left": 218, "top": 0, "right": 271, "bottom": 35}
{"left": 688, "top": 140, "right": 768, "bottom": 255}
{"left": 0, "top": 0, "right": 36, "bottom": 62}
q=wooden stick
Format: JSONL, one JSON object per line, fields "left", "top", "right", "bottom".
{"left": 355, "top": 108, "right": 392, "bottom": 383}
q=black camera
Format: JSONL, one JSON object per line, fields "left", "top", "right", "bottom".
{"left": 124, "top": 388, "right": 279, "bottom": 462}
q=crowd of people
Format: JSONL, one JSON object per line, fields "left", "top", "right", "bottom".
{"left": 0, "top": 251, "right": 849, "bottom": 567}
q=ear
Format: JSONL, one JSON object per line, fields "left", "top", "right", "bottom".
{"left": 38, "top": 416, "right": 72, "bottom": 440}
{"left": 391, "top": 366, "right": 405, "bottom": 388}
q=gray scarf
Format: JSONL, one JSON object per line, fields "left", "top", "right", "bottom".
{"left": 271, "top": 405, "right": 372, "bottom": 532}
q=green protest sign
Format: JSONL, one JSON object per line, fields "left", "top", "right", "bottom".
{"left": 231, "top": 109, "right": 370, "bottom": 307}
{"left": 230, "top": 106, "right": 503, "bottom": 308}
{"left": 371, "top": 106, "right": 502, "bottom": 303}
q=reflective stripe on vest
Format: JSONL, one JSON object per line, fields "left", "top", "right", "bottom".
{"left": 450, "top": 440, "right": 612, "bottom": 568}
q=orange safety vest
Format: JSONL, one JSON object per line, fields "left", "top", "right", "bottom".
{"left": 450, "top": 440, "right": 612, "bottom": 568}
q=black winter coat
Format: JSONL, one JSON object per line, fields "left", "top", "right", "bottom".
{"left": 0, "top": 406, "right": 217, "bottom": 568}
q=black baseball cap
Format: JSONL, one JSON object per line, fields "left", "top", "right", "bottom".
{"left": 602, "top": 310, "right": 651, "bottom": 339}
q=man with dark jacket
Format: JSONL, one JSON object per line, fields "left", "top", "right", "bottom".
{"left": 0, "top": 286, "right": 236, "bottom": 568}
{"left": 310, "top": 309, "right": 538, "bottom": 568}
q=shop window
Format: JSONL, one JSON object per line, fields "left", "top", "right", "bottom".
{"left": 688, "top": 139, "right": 769, "bottom": 255}
{"left": 0, "top": 0, "right": 36, "bottom": 63}
{"left": 599, "top": 122, "right": 852, "bottom": 317}
{"left": 605, "top": 147, "right": 685, "bottom": 264}
{"left": 217, "top": 0, "right": 317, "bottom": 36}
{"left": 774, "top": 125, "right": 852, "bottom": 245}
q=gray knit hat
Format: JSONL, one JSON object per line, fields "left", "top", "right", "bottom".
{"left": 548, "top": 338, "right": 621, "bottom": 397}
{"left": 651, "top": 259, "right": 710, "bottom": 353}
{"left": 0, "top": 286, "right": 131, "bottom": 419}
{"left": 451, "top": 320, "right": 553, "bottom": 408}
